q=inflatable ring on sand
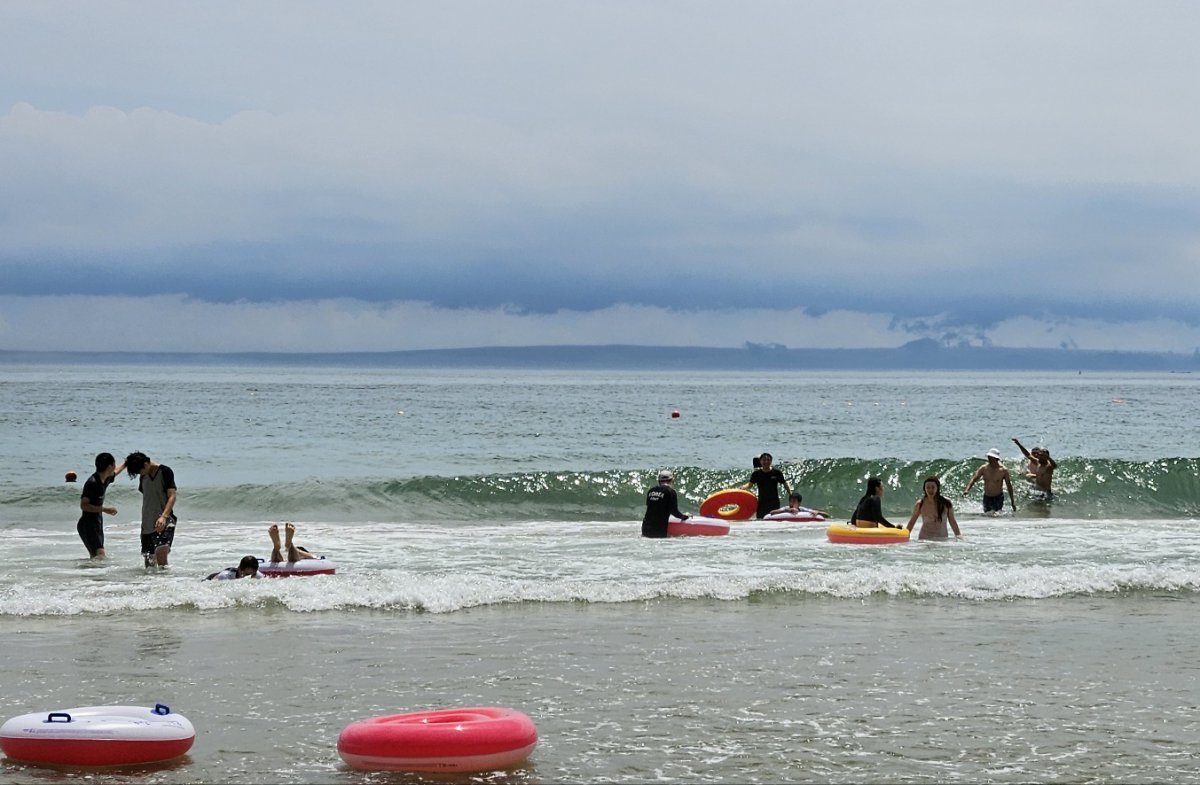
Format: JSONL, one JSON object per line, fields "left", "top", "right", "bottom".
{"left": 0, "top": 704, "right": 195, "bottom": 767}
{"left": 337, "top": 706, "right": 538, "bottom": 773}
{"left": 698, "top": 489, "right": 758, "bottom": 520}
{"left": 826, "top": 522, "right": 911, "bottom": 545}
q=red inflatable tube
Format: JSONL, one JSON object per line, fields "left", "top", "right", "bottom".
{"left": 698, "top": 489, "right": 758, "bottom": 520}
{"left": 667, "top": 516, "right": 730, "bottom": 536}
{"left": 338, "top": 706, "right": 538, "bottom": 773}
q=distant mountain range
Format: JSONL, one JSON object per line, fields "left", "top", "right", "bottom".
{"left": 3, "top": 340, "right": 1199, "bottom": 371}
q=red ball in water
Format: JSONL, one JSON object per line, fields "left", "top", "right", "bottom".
{"left": 64, "top": 471, "right": 78, "bottom": 482}
{"left": 671, "top": 410, "right": 680, "bottom": 418}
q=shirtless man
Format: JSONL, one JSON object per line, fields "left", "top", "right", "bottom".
{"left": 963, "top": 448, "right": 1016, "bottom": 513}
{"left": 1012, "top": 437, "right": 1057, "bottom": 497}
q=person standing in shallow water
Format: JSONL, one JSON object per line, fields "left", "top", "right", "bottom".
{"left": 907, "top": 476, "right": 962, "bottom": 540}
{"left": 744, "top": 453, "right": 791, "bottom": 519}
{"left": 1013, "top": 437, "right": 1057, "bottom": 498}
{"left": 642, "top": 469, "right": 688, "bottom": 538}
{"left": 77, "top": 452, "right": 126, "bottom": 559}
{"left": 125, "top": 451, "right": 178, "bottom": 568}
{"left": 963, "top": 448, "right": 1016, "bottom": 513}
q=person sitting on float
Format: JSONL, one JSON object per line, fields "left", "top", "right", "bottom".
{"left": 769, "top": 493, "right": 829, "bottom": 518}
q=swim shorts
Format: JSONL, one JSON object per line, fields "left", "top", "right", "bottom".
{"left": 982, "top": 494, "right": 1005, "bottom": 513}
{"left": 141, "top": 524, "right": 176, "bottom": 556}
{"left": 77, "top": 518, "right": 104, "bottom": 556}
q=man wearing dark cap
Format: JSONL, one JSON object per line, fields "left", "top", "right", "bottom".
{"left": 642, "top": 469, "right": 688, "bottom": 538}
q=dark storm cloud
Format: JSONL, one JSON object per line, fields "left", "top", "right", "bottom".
{"left": 3, "top": 2, "right": 1200, "bottom": 351}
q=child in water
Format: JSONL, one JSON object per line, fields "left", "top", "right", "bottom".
{"left": 769, "top": 493, "right": 829, "bottom": 518}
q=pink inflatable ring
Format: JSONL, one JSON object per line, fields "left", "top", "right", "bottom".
{"left": 337, "top": 706, "right": 538, "bottom": 773}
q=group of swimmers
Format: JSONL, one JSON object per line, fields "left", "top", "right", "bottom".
{"left": 75, "top": 451, "right": 320, "bottom": 578}
{"left": 642, "top": 438, "right": 1058, "bottom": 540}
{"left": 848, "top": 476, "right": 961, "bottom": 539}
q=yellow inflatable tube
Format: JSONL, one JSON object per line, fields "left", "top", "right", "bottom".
{"left": 826, "top": 522, "right": 911, "bottom": 545}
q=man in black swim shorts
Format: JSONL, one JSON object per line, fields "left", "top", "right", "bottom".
{"left": 126, "top": 451, "right": 178, "bottom": 568}
{"left": 963, "top": 448, "right": 1016, "bottom": 513}
{"left": 77, "top": 452, "right": 126, "bottom": 558}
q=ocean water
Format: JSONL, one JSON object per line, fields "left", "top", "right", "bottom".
{"left": 2, "top": 362, "right": 1200, "bottom": 783}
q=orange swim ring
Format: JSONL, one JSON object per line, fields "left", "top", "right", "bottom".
{"left": 698, "top": 489, "right": 758, "bottom": 520}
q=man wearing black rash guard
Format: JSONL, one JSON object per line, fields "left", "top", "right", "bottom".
{"left": 744, "top": 452, "right": 791, "bottom": 519}
{"left": 642, "top": 469, "right": 688, "bottom": 538}
{"left": 77, "top": 452, "right": 126, "bottom": 558}
{"left": 850, "top": 477, "right": 899, "bottom": 528}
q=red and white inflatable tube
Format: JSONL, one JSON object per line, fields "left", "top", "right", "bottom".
{"left": 256, "top": 557, "right": 336, "bottom": 577}
{"left": 762, "top": 510, "right": 827, "bottom": 523}
{"left": 337, "top": 706, "right": 538, "bottom": 773}
{"left": 667, "top": 516, "right": 730, "bottom": 537}
{"left": 0, "top": 704, "right": 194, "bottom": 767}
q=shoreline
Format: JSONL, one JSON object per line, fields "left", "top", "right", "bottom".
{"left": 3, "top": 595, "right": 1197, "bottom": 783}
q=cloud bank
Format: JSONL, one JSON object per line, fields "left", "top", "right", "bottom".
{"left": 2, "top": 2, "right": 1200, "bottom": 352}
{"left": 3, "top": 295, "right": 1200, "bottom": 355}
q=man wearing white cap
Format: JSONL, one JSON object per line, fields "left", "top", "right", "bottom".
{"left": 963, "top": 448, "right": 1016, "bottom": 514}
{"left": 642, "top": 469, "right": 689, "bottom": 538}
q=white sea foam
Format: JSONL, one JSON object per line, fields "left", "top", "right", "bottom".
{"left": 3, "top": 516, "right": 1198, "bottom": 616}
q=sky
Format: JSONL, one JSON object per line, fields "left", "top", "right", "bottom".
{"left": 3, "top": 1, "right": 1200, "bottom": 354}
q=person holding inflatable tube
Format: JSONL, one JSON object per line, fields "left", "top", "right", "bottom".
{"left": 205, "top": 523, "right": 316, "bottom": 580}
{"left": 206, "top": 555, "right": 263, "bottom": 581}
{"left": 849, "top": 477, "right": 899, "bottom": 528}
{"left": 642, "top": 470, "right": 689, "bottom": 538}
{"left": 743, "top": 453, "right": 792, "bottom": 519}
{"left": 769, "top": 492, "right": 829, "bottom": 518}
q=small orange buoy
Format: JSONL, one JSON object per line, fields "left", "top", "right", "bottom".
{"left": 64, "top": 471, "right": 78, "bottom": 483}
{"left": 671, "top": 410, "right": 680, "bottom": 418}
